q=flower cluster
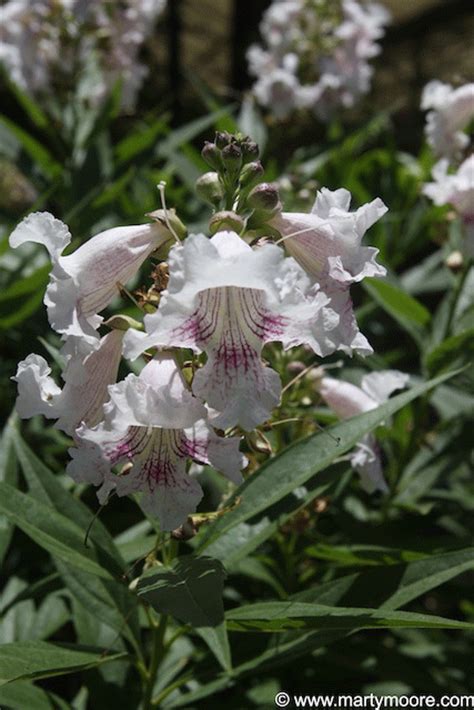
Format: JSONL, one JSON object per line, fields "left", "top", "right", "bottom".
{"left": 0, "top": 0, "right": 167, "bottom": 110}
{"left": 247, "top": 0, "right": 389, "bottom": 121}
{"left": 421, "top": 81, "right": 474, "bottom": 258}
{"left": 10, "top": 133, "right": 390, "bottom": 530}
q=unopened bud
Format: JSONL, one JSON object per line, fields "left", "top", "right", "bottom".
{"left": 215, "top": 131, "right": 232, "bottom": 149}
{"left": 209, "top": 210, "right": 245, "bottom": 235}
{"left": 201, "top": 141, "right": 222, "bottom": 170}
{"left": 196, "top": 172, "right": 224, "bottom": 206}
{"left": 248, "top": 182, "right": 280, "bottom": 212}
{"left": 445, "top": 250, "right": 464, "bottom": 272}
{"left": 240, "top": 160, "right": 264, "bottom": 188}
{"left": 146, "top": 208, "right": 187, "bottom": 240}
{"left": 104, "top": 315, "right": 144, "bottom": 331}
{"left": 221, "top": 143, "right": 242, "bottom": 175}
{"left": 241, "top": 139, "right": 259, "bottom": 164}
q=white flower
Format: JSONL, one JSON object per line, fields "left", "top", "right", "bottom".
{"left": 68, "top": 354, "right": 246, "bottom": 531}
{"left": 423, "top": 155, "right": 474, "bottom": 257}
{"left": 124, "top": 231, "right": 336, "bottom": 430}
{"left": 271, "top": 187, "right": 387, "bottom": 355}
{"left": 422, "top": 81, "right": 474, "bottom": 159}
{"left": 12, "top": 329, "right": 124, "bottom": 436}
{"left": 318, "top": 370, "right": 410, "bottom": 493}
{"left": 9, "top": 212, "right": 172, "bottom": 342}
{"left": 247, "top": 0, "right": 389, "bottom": 121}
{"left": 0, "top": 0, "right": 167, "bottom": 110}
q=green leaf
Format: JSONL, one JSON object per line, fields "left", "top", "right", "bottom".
{"left": 138, "top": 555, "right": 226, "bottom": 627}
{"left": 169, "top": 547, "right": 474, "bottom": 707}
{"left": 226, "top": 601, "right": 474, "bottom": 632}
{"left": 0, "top": 116, "right": 61, "bottom": 178}
{"left": 0, "top": 416, "right": 18, "bottom": 565}
{"left": 12, "top": 431, "right": 123, "bottom": 568}
{"left": 0, "top": 680, "right": 56, "bottom": 710}
{"left": 138, "top": 555, "right": 231, "bottom": 671}
{"left": 0, "top": 641, "right": 126, "bottom": 686}
{"left": 425, "top": 328, "right": 474, "bottom": 375}
{"left": 0, "top": 482, "right": 113, "bottom": 580}
{"left": 12, "top": 434, "right": 140, "bottom": 649}
{"left": 196, "top": 370, "right": 459, "bottom": 565}
{"left": 364, "top": 277, "right": 431, "bottom": 343}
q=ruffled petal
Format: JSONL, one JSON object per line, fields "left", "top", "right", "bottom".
{"left": 9, "top": 212, "right": 71, "bottom": 262}
{"left": 360, "top": 370, "right": 410, "bottom": 404}
{"left": 318, "top": 376, "right": 377, "bottom": 418}
{"left": 351, "top": 435, "right": 388, "bottom": 494}
{"left": 12, "top": 354, "right": 62, "bottom": 420}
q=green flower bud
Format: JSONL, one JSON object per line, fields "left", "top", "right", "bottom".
{"left": 195, "top": 172, "right": 224, "bottom": 206}
{"left": 239, "top": 160, "right": 264, "bottom": 187}
{"left": 241, "top": 139, "right": 259, "bottom": 164}
{"left": 247, "top": 182, "right": 280, "bottom": 211}
{"left": 221, "top": 143, "right": 242, "bottom": 175}
{"left": 215, "top": 131, "right": 232, "bottom": 149}
{"left": 201, "top": 141, "right": 222, "bottom": 170}
{"left": 104, "top": 315, "right": 144, "bottom": 331}
{"left": 146, "top": 208, "right": 187, "bottom": 240}
{"left": 209, "top": 210, "right": 245, "bottom": 235}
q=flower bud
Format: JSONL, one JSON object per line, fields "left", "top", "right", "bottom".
{"left": 215, "top": 131, "right": 232, "bottom": 149}
{"left": 104, "top": 314, "right": 144, "bottom": 331}
{"left": 209, "top": 210, "right": 245, "bottom": 235}
{"left": 146, "top": 208, "right": 187, "bottom": 240}
{"left": 221, "top": 143, "right": 242, "bottom": 175}
{"left": 247, "top": 182, "right": 280, "bottom": 211}
{"left": 240, "top": 160, "right": 264, "bottom": 187}
{"left": 241, "top": 139, "right": 259, "bottom": 164}
{"left": 201, "top": 141, "right": 222, "bottom": 170}
{"left": 195, "top": 172, "right": 224, "bottom": 206}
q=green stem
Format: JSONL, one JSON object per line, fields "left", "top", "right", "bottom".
{"left": 142, "top": 613, "right": 169, "bottom": 710}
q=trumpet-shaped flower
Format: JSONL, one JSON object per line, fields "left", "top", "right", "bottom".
{"left": 423, "top": 156, "right": 474, "bottom": 257}
{"left": 124, "top": 231, "right": 338, "bottom": 430}
{"left": 421, "top": 81, "right": 474, "bottom": 159}
{"left": 68, "top": 354, "right": 246, "bottom": 530}
{"left": 318, "top": 370, "right": 409, "bottom": 493}
{"left": 12, "top": 329, "right": 125, "bottom": 437}
{"left": 271, "top": 187, "right": 387, "bottom": 355}
{"left": 9, "top": 212, "right": 172, "bottom": 342}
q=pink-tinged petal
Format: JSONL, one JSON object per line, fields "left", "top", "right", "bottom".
{"left": 422, "top": 81, "right": 474, "bottom": 158}
{"left": 12, "top": 354, "right": 62, "bottom": 420}
{"left": 182, "top": 419, "right": 247, "bottom": 485}
{"left": 112, "top": 428, "right": 203, "bottom": 530}
{"left": 324, "top": 287, "right": 373, "bottom": 357}
{"left": 10, "top": 214, "right": 172, "bottom": 339}
{"left": 271, "top": 188, "right": 387, "bottom": 285}
{"left": 55, "top": 330, "right": 125, "bottom": 435}
{"left": 360, "top": 370, "right": 409, "bottom": 404}
{"left": 351, "top": 435, "right": 388, "bottom": 494}
{"left": 318, "top": 376, "right": 377, "bottom": 418}
{"left": 182, "top": 287, "right": 286, "bottom": 430}
{"left": 9, "top": 212, "right": 71, "bottom": 262}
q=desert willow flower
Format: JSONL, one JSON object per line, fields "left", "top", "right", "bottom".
{"left": 423, "top": 155, "right": 474, "bottom": 258}
{"left": 317, "top": 370, "right": 409, "bottom": 493}
{"left": 247, "top": 0, "right": 389, "bottom": 121}
{"left": 421, "top": 80, "right": 474, "bottom": 160}
{"left": 270, "top": 187, "right": 388, "bottom": 355}
{"left": 9, "top": 211, "right": 173, "bottom": 343}
{"left": 124, "top": 230, "right": 339, "bottom": 431}
{"left": 68, "top": 353, "right": 247, "bottom": 530}
{"left": 12, "top": 329, "right": 125, "bottom": 437}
